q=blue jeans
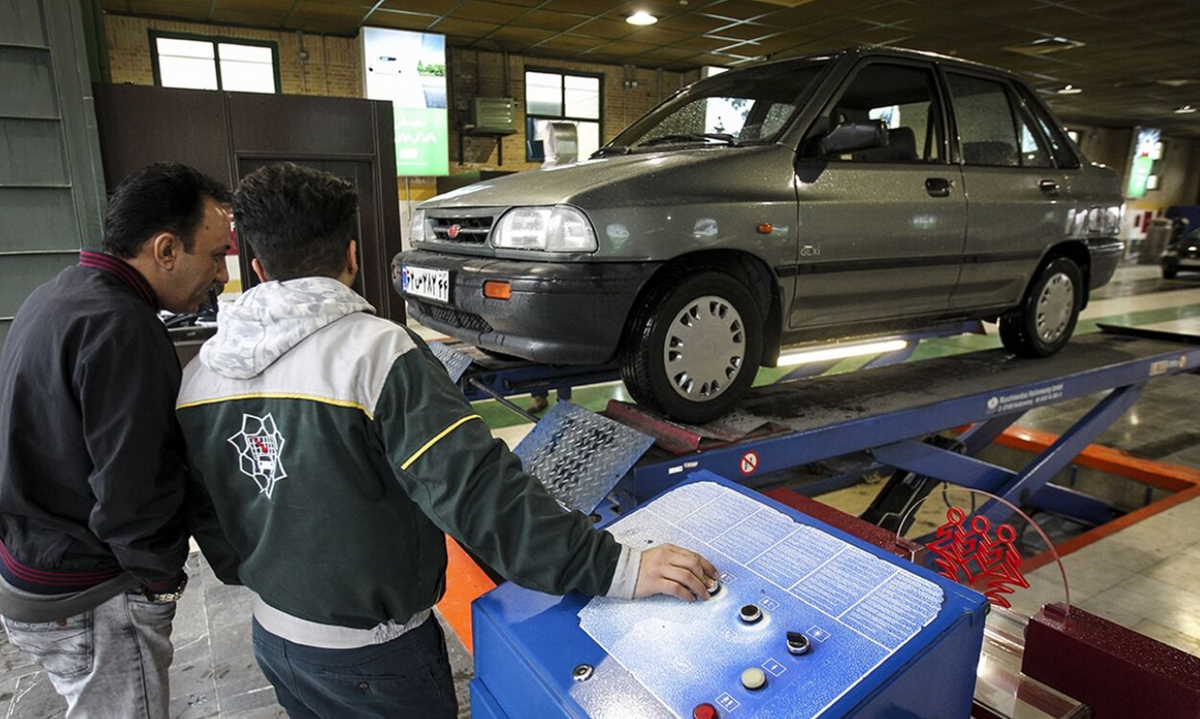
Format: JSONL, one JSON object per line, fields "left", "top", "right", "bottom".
{"left": 252, "top": 614, "right": 458, "bottom": 719}
{"left": 2, "top": 591, "right": 176, "bottom": 719}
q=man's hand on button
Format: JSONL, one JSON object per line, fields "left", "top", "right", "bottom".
{"left": 634, "top": 544, "right": 720, "bottom": 601}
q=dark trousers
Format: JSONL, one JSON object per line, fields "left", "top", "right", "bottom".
{"left": 251, "top": 614, "right": 458, "bottom": 719}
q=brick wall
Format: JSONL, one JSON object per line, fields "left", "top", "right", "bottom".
{"left": 103, "top": 14, "right": 362, "bottom": 98}
{"left": 102, "top": 15, "right": 708, "bottom": 178}
{"left": 450, "top": 47, "right": 700, "bottom": 172}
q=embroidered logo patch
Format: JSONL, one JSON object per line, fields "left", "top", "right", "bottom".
{"left": 228, "top": 413, "right": 288, "bottom": 499}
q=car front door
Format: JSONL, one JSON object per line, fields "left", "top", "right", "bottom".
{"left": 789, "top": 59, "right": 967, "bottom": 329}
{"left": 942, "top": 70, "right": 1069, "bottom": 311}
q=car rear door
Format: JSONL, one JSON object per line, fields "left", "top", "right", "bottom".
{"left": 789, "top": 58, "right": 966, "bottom": 328}
{"left": 942, "top": 69, "right": 1069, "bottom": 311}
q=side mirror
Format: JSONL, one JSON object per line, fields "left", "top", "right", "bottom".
{"left": 818, "top": 120, "right": 889, "bottom": 157}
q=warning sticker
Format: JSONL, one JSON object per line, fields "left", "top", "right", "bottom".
{"left": 740, "top": 451, "right": 759, "bottom": 475}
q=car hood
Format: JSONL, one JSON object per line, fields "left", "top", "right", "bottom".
{"left": 421, "top": 146, "right": 781, "bottom": 210}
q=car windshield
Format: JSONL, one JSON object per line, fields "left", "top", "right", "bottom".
{"left": 605, "top": 59, "right": 829, "bottom": 153}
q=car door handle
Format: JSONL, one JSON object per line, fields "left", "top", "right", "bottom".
{"left": 1039, "top": 179, "right": 1060, "bottom": 196}
{"left": 925, "top": 177, "right": 952, "bottom": 198}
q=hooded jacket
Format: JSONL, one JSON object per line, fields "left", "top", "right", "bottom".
{"left": 177, "top": 278, "right": 635, "bottom": 635}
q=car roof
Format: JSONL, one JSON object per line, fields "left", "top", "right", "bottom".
{"left": 728, "top": 46, "right": 1020, "bottom": 82}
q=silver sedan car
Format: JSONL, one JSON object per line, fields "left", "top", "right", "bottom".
{"left": 395, "top": 47, "right": 1123, "bottom": 423}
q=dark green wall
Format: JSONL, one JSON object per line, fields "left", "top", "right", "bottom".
{"left": 0, "top": 0, "right": 107, "bottom": 352}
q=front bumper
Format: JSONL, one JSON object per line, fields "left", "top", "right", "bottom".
{"left": 1162, "top": 246, "right": 1200, "bottom": 274}
{"left": 1087, "top": 239, "right": 1124, "bottom": 290}
{"left": 393, "top": 250, "right": 662, "bottom": 365}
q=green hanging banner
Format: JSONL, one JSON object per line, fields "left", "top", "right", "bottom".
{"left": 362, "top": 28, "right": 449, "bottom": 177}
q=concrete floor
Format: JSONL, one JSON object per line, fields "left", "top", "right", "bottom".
{"left": 3, "top": 264, "right": 1199, "bottom": 718}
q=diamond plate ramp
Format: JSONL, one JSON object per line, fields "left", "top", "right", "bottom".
{"left": 514, "top": 402, "right": 654, "bottom": 514}
{"left": 428, "top": 341, "right": 474, "bottom": 383}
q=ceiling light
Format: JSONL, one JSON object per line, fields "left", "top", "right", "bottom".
{"left": 626, "top": 10, "right": 658, "bottom": 25}
{"left": 1176, "top": 104, "right": 1197, "bottom": 114}
{"left": 1005, "top": 36, "right": 1084, "bottom": 56}
{"left": 1056, "top": 84, "right": 1082, "bottom": 95}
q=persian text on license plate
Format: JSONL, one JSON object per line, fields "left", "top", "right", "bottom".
{"left": 401, "top": 265, "right": 450, "bottom": 303}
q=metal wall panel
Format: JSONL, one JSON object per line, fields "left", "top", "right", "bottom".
{"left": 0, "top": 0, "right": 47, "bottom": 46}
{"left": 0, "top": 188, "right": 81, "bottom": 250}
{"left": 0, "top": 49, "right": 58, "bottom": 117}
{"left": 0, "top": 253, "right": 77, "bottom": 317}
{"left": 0, "top": 119, "right": 70, "bottom": 184}
{"left": 0, "top": 0, "right": 105, "bottom": 351}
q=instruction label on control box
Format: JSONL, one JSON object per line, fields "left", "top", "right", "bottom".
{"left": 579, "top": 481, "right": 943, "bottom": 719}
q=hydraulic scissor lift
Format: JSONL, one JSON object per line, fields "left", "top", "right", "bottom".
{"left": 435, "top": 323, "right": 1200, "bottom": 719}
{"left": 435, "top": 324, "right": 1200, "bottom": 534}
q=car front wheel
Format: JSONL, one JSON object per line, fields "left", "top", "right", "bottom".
{"left": 620, "top": 271, "right": 763, "bottom": 424}
{"left": 999, "top": 257, "right": 1083, "bottom": 358}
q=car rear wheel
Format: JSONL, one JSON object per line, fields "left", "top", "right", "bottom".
{"left": 620, "top": 271, "right": 763, "bottom": 424}
{"left": 1163, "top": 266, "right": 1178, "bottom": 280}
{"left": 999, "top": 257, "right": 1083, "bottom": 358}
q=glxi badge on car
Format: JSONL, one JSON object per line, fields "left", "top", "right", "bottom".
{"left": 401, "top": 265, "right": 450, "bottom": 304}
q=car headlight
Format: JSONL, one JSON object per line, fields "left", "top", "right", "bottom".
{"left": 493, "top": 205, "right": 598, "bottom": 252}
{"left": 409, "top": 209, "right": 426, "bottom": 244}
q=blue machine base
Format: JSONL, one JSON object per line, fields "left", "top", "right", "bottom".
{"left": 471, "top": 471, "right": 988, "bottom": 719}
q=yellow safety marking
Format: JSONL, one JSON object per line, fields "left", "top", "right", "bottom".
{"left": 176, "top": 393, "right": 373, "bottom": 420}
{"left": 401, "top": 415, "right": 483, "bottom": 470}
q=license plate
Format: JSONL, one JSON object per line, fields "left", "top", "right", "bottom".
{"left": 401, "top": 265, "right": 450, "bottom": 304}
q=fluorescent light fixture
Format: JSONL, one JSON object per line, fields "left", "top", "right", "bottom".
{"left": 1056, "top": 84, "right": 1082, "bottom": 95}
{"left": 777, "top": 339, "right": 908, "bottom": 366}
{"left": 1175, "top": 104, "right": 1197, "bottom": 114}
{"left": 626, "top": 10, "right": 658, "bottom": 25}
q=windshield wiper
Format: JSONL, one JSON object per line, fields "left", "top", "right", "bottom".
{"left": 592, "top": 145, "right": 630, "bottom": 158}
{"left": 640, "top": 133, "right": 740, "bottom": 147}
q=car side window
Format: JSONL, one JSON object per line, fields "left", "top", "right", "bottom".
{"left": 1017, "top": 108, "right": 1054, "bottom": 168}
{"left": 827, "top": 63, "right": 944, "bottom": 163}
{"left": 946, "top": 73, "right": 1028, "bottom": 167}
{"left": 1016, "top": 86, "right": 1082, "bottom": 169}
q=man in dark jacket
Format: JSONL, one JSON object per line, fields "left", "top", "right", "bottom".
{"left": 0, "top": 163, "right": 233, "bottom": 718}
{"left": 177, "top": 163, "right": 719, "bottom": 719}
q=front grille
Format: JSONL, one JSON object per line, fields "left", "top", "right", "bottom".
{"left": 416, "top": 301, "right": 494, "bottom": 334}
{"left": 431, "top": 215, "right": 494, "bottom": 244}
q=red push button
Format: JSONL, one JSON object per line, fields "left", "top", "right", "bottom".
{"left": 693, "top": 702, "right": 719, "bottom": 719}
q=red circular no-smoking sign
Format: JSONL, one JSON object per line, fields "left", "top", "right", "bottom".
{"left": 740, "top": 451, "right": 759, "bottom": 475}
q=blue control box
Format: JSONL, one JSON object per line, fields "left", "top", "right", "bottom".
{"left": 471, "top": 471, "right": 987, "bottom": 719}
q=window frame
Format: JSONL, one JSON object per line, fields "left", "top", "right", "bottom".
{"left": 1013, "top": 84, "right": 1083, "bottom": 169}
{"left": 1009, "top": 89, "right": 1056, "bottom": 169}
{"left": 149, "top": 30, "right": 281, "bottom": 94}
{"left": 941, "top": 68, "right": 1026, "bottom": 169}
{"left": 523, "top": 67, "right": 605, "bottom": 162}
{"left": 807, "top": 57, "right": 951, "bottom": 165}
{"left": 940, "top": 66, "right": 1077, "bottom": 170}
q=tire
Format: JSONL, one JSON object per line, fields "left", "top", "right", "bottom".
{"left": 999, "top": 257, "right": 1083, "bottom": 358}
{"left": 475, "top": 346, "right": 523, "bottom": 362}
{"left": 1163, "top": 267, "right": 1178, "bottom": 280}
{"left": 620, "top": 270, "right": 763, "bottom": 424}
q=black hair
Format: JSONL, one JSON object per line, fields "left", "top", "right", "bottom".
{"left": 101, "top": 162, "right": 231, "bottom": 258}
{"left": 233, "top": 163, "right": 358, "bottom": 281}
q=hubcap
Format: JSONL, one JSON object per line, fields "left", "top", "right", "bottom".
{"left": 663, "top": 295, "right": 746, "bottom": 401}
{"left": 1035, "top": 272, "right": 1075, "bottom": 344}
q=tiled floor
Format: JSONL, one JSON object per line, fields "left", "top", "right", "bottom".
{"left": 3, "top": 264, "right": 1199, "bottom": 717}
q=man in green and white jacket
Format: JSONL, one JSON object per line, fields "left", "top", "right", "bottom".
{"left": 177, "top": 163, "right": 719, "bottom": 719}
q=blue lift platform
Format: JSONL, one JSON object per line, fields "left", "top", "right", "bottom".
{"left": 437, "top": 323, "right": 1200, "bottom": 532}
{"left": 441, "top": 323, "right": 1200, "bottom": 719}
